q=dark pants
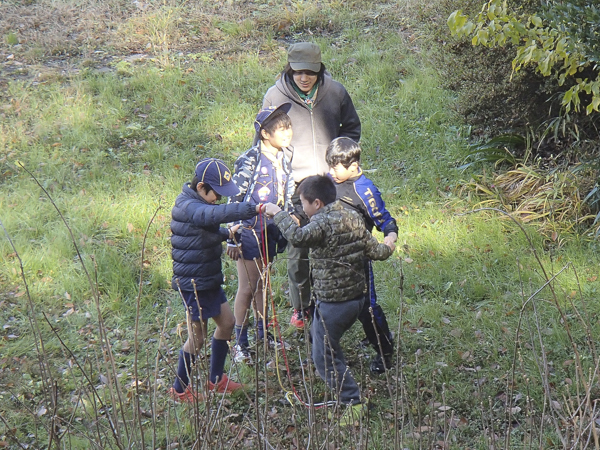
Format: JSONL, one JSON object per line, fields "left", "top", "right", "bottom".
{"left": 287, "top": 189, "right": 311, "bottom": 311}
{"left": 311, "top": 297, "right": 364, "bottom": 405}
{"left": 357, "top": 260, "right": 393, "bottom": 356}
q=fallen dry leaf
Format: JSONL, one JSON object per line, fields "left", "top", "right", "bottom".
{"left": 551, "top": 400, "right": 561, "bottom": 410}
{"left": 450, "top": 328, "right": 463, "bottom": 338}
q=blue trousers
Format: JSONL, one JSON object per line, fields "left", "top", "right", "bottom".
{"left": 357, "top": 260, "right": 393, "bottom": 356}
{"left": 311, "top": 296, "right": 364, "bottom": 405}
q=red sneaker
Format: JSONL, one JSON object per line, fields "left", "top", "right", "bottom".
{"left": 168, "top": 385, "right": 203, "bottom": 403}
{"left": 289, "top": 309, "right": 305, "bottom": 329}
{"left": 207, "top": 373, "right": 244, "bottom": 394}
{"left": 290, "top": 308, "right": 313, "bottom": 329}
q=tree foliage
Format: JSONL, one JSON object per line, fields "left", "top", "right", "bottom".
{"left": 448, "top": 0, "right": 600, "bottom": 114}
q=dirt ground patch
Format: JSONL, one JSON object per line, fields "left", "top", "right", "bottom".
{"left": 0, "top": 0, "right": 408, "bottom": 92}
{"left": 0, "top": 1, "right": 280, "bottom": 89}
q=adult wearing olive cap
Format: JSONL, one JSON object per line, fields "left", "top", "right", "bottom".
{"left": 262, "top": 42, "right": 361, "bottom": 329}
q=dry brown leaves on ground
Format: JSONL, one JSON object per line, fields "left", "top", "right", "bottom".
{"left": 460, "top": 164, "right": 596, "bottom": 234}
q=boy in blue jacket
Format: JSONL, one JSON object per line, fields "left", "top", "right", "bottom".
{"left": 169, "top": 158, "right": 264, "bottom": 403}
{"left": 326, "top": 137, "right": 398, "bottom": 374}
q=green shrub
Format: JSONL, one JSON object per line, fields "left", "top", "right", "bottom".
{"left": 406, "top": 0, "right": 554, "bottom": 137}
{"left": 448, "top": 0, "right": 600, "bottom": 115}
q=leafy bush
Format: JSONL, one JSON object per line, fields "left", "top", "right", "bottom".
{"left": 440, "top": 41, "right": 554, "bottom": 133}
{"left": 448, "top": 0, "right": 600, "bottom": 115}
{"left": 409, "top": 0, "right": 555, "bottom": 137}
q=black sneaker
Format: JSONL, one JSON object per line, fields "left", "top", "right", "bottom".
{"left": 358, "top": 337, "right": 370, "bottom": 349}
{"left": 265, "top": 332, "right": 290, "bottom": 350}
{"left": 303, "top": 306, "right": 314, "bottom": 320}
{"left": 370, "top": 354, "right": 392, "bottom": 374}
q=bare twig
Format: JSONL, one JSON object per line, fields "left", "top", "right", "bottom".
{"left": 18, "top": 163, "right": 128, "bottom": 447}
{"left": 41, "top": 312, "right": 122, "bottom": 445}
{"left": 462, "top": 208, "right": 588, "bottom": 394}
{"left": 394, "top": 259, "right": 404, "bottom": 450}
{"left": 132, "top": 202, "right": 161, "bottom": 449}
{"left": 0, "top": 414, "right": 28, "bottom": 450}
{"left": 0, "top": 216, "right": 56, "bottom": 443}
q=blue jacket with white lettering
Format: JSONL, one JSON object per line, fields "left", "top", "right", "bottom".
{"left": 329, "top": 169, "right": 398, "bottom": 237}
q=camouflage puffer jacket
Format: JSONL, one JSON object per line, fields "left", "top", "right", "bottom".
{"left": 273, "top": 200, "right": 393, "bottom": 302}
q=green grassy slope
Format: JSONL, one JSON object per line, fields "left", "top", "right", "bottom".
{"left": 1, "top": 0, "right": 600, "bottom": 448}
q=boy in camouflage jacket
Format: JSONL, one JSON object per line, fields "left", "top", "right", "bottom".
{"left": 264, "top": 175, "right": 394, "bottom": 420}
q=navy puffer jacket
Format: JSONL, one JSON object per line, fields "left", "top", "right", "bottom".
{"left": 171, "top": 183, "right": 257, "bottom": 292}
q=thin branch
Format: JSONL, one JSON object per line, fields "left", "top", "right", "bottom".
{"left": 133, "top": 202, "right": 161, "bottom": 450}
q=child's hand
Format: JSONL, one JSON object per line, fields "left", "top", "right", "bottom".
{"left": 384, "top": 232, "right": 397, "bottom": 247}
{"left": 226, "top": 244, "right": 241, "bottom": 260}
{"left": 385, "top": 241, "right": 395, "bottom": 252}
{"left": 262, "top": 202, "right": 282, "bottom": 218}
{"left": 229, "top": 224, "right": 241, "bottom": 239}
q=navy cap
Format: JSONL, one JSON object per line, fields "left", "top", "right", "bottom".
{"left": 254, "top": 103, "right": 292, "bottom": 134}
{"left": 194, "top": 158, "right": 239, "bottom": 197}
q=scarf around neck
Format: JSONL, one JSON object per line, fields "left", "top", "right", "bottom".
{"left": 291, "top": 79, "right": 318, "bottom": 110}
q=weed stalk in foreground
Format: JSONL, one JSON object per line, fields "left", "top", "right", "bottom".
{"left": 466, "top": 207, "right": 600, "bottom": 449}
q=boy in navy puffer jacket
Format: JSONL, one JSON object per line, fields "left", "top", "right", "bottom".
{"left": 169, "top": 158, "right": 264, "bottom": 403}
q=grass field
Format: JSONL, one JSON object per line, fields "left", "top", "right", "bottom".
{"left": 2, "top": 0, "right": 600, "bottom": 448}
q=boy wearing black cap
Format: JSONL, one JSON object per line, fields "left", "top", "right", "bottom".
{"left": 226, "top": 104, "right": 295, "bottom": 364}
{"left": 169, "top": 158, "right": 264, "bottom": 403}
